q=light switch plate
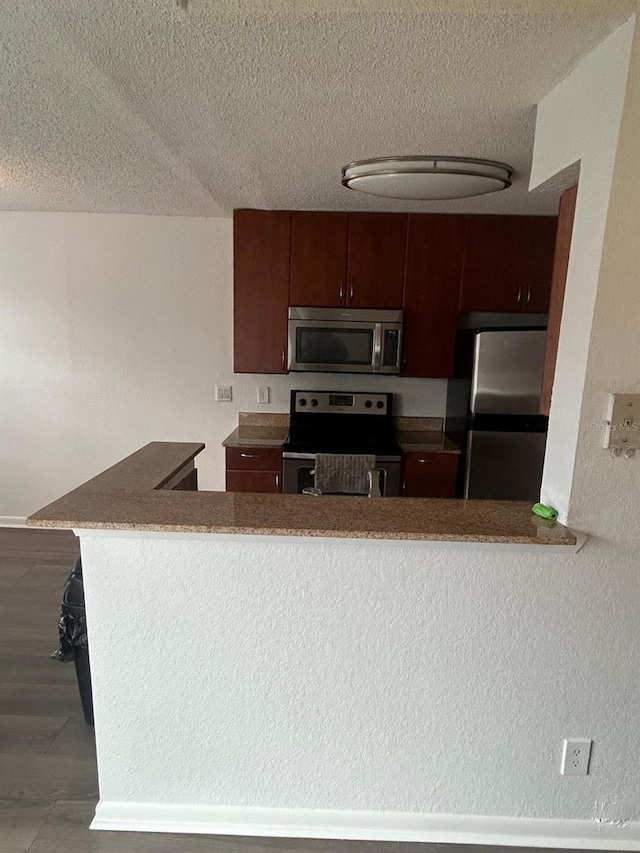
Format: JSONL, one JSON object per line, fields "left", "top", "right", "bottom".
{"left": 257, "top": 385, "right": 270, "bottom": 404}
{"left": 215, "top": 385, "right": 232, "bottom": 403}
{"left": 604, "top": 394, "right": 640, "bottom": 450}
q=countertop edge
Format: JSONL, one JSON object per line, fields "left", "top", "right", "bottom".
{"left": 27, "top": 516, "right": 580, "bottom": 549}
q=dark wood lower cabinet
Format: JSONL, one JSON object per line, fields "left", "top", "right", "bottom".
{"left": 402, "top": 453, "right": 459, "bottom": 498}
{"left": 226, "top": 470, "right": 281, "bottom": 493}
{"left": 225, "top": 446, "right": 282, "bottom": 494}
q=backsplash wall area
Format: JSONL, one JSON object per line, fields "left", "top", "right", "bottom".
{"left": 225, "top": 373, "right": 447, "bottom": 418}
{"left": 0, "top": 211, "right": 445, "bottom": 519}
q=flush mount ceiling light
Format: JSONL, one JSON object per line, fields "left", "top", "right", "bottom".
{"left": 341, "top": 156, "right": 513, "bottom": 201}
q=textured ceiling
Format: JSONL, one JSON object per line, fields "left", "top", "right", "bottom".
{"left": 0, "top": 0, "right": 633, "bottom": 216}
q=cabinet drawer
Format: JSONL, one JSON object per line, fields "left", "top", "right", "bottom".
{"left": 225, "top": 447, "right": 282, "bottom": 471}
{"left": 226, "top": 470, "right": 281, "bottom": 494}
{"left": 403, "top": 453, "right": 459, "bottom": 498}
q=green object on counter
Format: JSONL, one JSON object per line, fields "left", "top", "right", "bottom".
{"left": 532, "top": 502, "right": 558, "bottom": 521}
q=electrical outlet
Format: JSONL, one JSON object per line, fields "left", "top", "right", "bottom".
{"left": 215, "top": 385, "right": 232, "bottom": 402}
{"left": 257, "top": 385, "right": 270, "bottom": 404}
{"left": 561, "top": 738, "right": 592, "bottom": 775}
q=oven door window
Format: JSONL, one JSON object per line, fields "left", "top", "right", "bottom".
{"left": 297, "top": 466, "right": 315, "bottom": 493}
{"left": 296, "top": 326, "right": 373, "bottom": 366}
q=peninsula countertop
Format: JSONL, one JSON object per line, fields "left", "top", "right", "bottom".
{"left": 28, "top": 442, "right": 577, "bottom": 546}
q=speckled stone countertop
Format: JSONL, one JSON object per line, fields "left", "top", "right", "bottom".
{"left": 222, "top": 413, "right": 460, "bottom": 453}
{"left": 222, "top": 412, "right": 288, "bottom": 448}
{"left": 74, "top": 442, "right": 204, "bottom": 492}
{"left": 222, "top": 425, "right": 289, "bottom": 448}
{"left": 28, "top": 442, "right": 576, "bottom": 546}
{"left": 396, "top": 431, "right": 460, "bottom": 454}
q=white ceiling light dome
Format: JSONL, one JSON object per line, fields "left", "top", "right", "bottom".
{"left": 341, "top": 156, "right": 513, "bottom": 201}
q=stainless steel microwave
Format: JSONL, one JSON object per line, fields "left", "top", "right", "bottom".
{"left": 288, "top": 307, "right": 403, "bottom": 374}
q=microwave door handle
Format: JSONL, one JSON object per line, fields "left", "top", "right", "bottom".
{"left": 373, "top": 325, "right": 383, "bottom": 372}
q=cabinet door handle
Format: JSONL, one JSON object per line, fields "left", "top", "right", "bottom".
{"left": 349, "top": 278, "right": 354, "bottom": 304}
{"left": 526, "top": 285, "right": 531, "bottom": 305}
{"left": 240, "top": 453, "right": 259, "bottom": 458}
{"left": 339, "top": 281, "right": 344, "bottom": 303}
{"left": 516, "top": 286, "right": 522, "bottom": 304}
{"left": 275, "top": 473, "right": 280, "bottom": 490}
{"left": 281, "top": 347, "right": 286, "bottom": 370}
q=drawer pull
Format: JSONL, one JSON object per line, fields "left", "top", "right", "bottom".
{"left": 240, "top": 453, "right": 259, "bottom": 458}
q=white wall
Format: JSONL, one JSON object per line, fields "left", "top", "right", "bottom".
{"left": 82, "top": 532, "right": 640, "bottom": 845}
{"left": 530, "top": 18, "right": 635, "bottom": 519}
{"left": 78, "top": 15, "right": 640, "bottom": 845}
{"left": 0, "top": 212, "right": 446, "bottom": 519}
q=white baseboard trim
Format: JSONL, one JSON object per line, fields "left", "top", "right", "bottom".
{"left": 91, "top": 802, "right": 640, "bottom": 849}
{"left": 0, "top": 516, "right": 27, "bottom": 528}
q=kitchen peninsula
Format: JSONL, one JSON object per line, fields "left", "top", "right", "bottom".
{"left": 29, "top": 441, "right": 573, "bottom": 544}
{"left": 27, "top": 442, "right": 584, "bottom": 845}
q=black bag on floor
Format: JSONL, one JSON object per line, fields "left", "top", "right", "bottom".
{"left": 52, "top": 558, "right": 94, "bottom": 725}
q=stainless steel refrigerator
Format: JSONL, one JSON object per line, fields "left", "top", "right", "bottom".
{"left": 446, "top": 328, "right": 548, "bottom": 501}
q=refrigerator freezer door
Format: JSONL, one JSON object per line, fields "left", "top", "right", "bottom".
{"left": 471, "top": 329, "right": 547, "bottom": 415}
{"left": 464, "top": 430, "right": 547, "bottom": 500}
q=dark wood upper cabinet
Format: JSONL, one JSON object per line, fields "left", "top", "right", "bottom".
{"left": 540, "top": 185, "right": 578, "bottom": 415}
{"left": 459, "top": 215, "right": 530, "bottom": 312}
{"left": 460, "top": 215, "right": 557, "bottom": 313}
{"left": 402, "top": 214, "right": 466, "bottom": 378}
{"left": 346, "top": 213, "right": 407, "bottom": 308}
{"left": 523, "top": 216, "right": 557, "bottom": 313}
{"left": 233, "top": 209, "right": 291, "bottom": 374}
{"left": 289, "top": 212, "right": 349, "bottom": 307}
{"left": 233, "top": 208, "right": 559, "bottom": 376}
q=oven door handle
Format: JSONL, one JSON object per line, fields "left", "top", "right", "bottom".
{"left": 367, "top": 468, "right": 382, "bottom": 498}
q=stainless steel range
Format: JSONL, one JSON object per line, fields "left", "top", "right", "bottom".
{"left": 282, "top": 391, "right": 402, "bottom": 496}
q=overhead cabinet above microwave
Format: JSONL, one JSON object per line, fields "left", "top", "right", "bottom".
{"left": 233, "top": 209, "right": 557, "bottom": 378}
{"left": 289, "top": 212, "right": 406, "bottom": 309}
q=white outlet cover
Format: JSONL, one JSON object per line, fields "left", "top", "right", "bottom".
{"left": 604, "top": 393, "right": 640, "bottom": 449}
{"left": 561, "top": 738, "right": 592, "bottom": 775}
{"left": 257, "top": 386, "right": 271, "bottom": 404}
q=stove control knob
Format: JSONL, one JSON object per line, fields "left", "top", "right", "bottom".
{"left": 299, "top": 398, "right": 307, "bottom": 407}
{"left": 365, "top": 400, "right": 373, "bottom": 408}
{"left": 311, "top": 398, "right": 319, "bottom": 407}
{"left": 376, "top": 400, "right": 385, "bottom": 409}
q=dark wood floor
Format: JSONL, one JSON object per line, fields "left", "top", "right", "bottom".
{"left": 0, "top": 527, "right": 613, "bottom": 853}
